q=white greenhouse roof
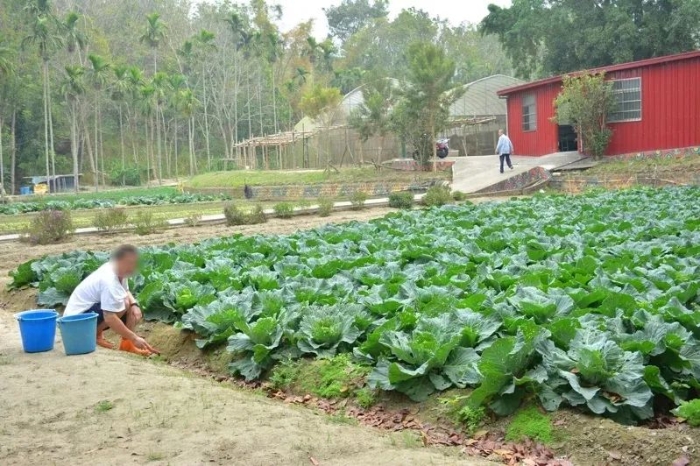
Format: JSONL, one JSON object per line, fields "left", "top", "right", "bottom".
{"left": 449, "top": 75, "right": 524, "bottom": 118}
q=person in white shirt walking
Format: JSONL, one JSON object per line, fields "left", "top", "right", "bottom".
{"left": 64, "top": 245, "right": 157, "bottom": 356}
{"left": 496, "top": 129, "right": 515, "bottom": 174}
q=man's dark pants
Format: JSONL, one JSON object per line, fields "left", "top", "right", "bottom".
{"left": 500, "top": 153, "right": 513, "bottom": 173}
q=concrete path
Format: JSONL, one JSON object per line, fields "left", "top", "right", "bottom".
{"left": 449, "top": 152, "right": 583, "bottom": 193}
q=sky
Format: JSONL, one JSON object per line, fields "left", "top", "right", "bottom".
{"left": 195, "top": 0, "right": 512, "bottom": 37}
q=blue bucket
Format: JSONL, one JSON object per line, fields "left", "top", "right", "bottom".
{"left": 16, "top": 310, "right": 58, "bottom": 353}
{"left": 57, "top": 313, "right": 98, "bottom": 355}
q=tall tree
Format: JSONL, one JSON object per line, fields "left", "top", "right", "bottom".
{"left": 0, "top": 44, "right": 14, "bottom": 197}
{"left": 349, "top": 76, "right": 397, "bottom": 164}
{"left": 140, "top": 12, "right": 167, "bottom": 75}
{"left": 399, "top": 42, "right": 464, "bottom": 170}
{"left": 324, "top": 0, "right": 389, "bottom": 43}
{"left": 23, "top": 0, "right": 62, "bottom": 192}
{"left": 61, "top": 65, "right": 85, "bottom": 192}
{"left": 481, "top": 0, "right": 700, "bottom": 78}
{"left": 87, "top": 53, "right": 111, "bottom": 188}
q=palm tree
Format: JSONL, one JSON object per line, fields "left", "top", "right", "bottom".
{"left": 176, "top": 89, "right": 199, "bottom": 176}
{"left": 126, "top": 66, "right": 144, "bottom": 164}
{"left": 87, "top": 54, "right": 110, "bottom": 188}
{"left": 61, "top": 65, "right": 85, "bottom": 192}
{"left": 138, "top": 83, "right": 156, "bottom": 184}
{"left": 168, "top": 73, "right": 187, "bottom": 178}
{"left": 23, "top": 1, "right": 62, "bottom": 192}
{"left": 0, "top": 45, "right": 14, "bottom": 197}
{"left": 140, "top": 13, "right": 166, "bottom": 75}
{"left": 111, "top": 65, "right": 131, "bottom": 185}
{"left": 62, "top": 11, "right": 86, "bottom": 63}
{"left": 193, "top": 29, "right": 216, "bottom": 169}
{"left": 151, "top": 72, "right": 170, "bottom": 182}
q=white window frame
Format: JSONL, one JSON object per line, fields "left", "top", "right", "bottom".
{"left": 609, "top": 77, "right": 642, "bottom": 123}
{"left": 522, "top": 94, "right": 537, "bottom": 132}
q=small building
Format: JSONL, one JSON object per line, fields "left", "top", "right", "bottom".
{"left": 22, "top": 174, "right": 81, "bottom": 194}
{"left": 497, "top": 51, "right": 700, "bottom": 156}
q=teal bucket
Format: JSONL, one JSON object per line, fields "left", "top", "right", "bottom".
{"left": 16, "top": 310, "right": 58, "bottom": 353}
{"left": 57, "top": 313, "right": 98, "bottom": 355}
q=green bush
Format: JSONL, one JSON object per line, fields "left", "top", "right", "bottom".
{"left": 388, "top": 191, "right": 414, "bottom": 209}
{"left": 108, "top": 165, "right": 141, "bottom": 186}
{"left": 224, "top": 204, "right": 246, "bottom": 226}
{"left": 423, "top": 185, "right": 452, "bottom": 207}
{"left": 93, "top": 208, "right": 129, "bottom": 233}
{"left": 273, "top": 202, "right": 295, "bottom": 219}
{"left": 184, "top": 213, "right": 202, "bottom": 227}
{"left": 22, "top": 210, "right": 74, "bottom": 245}
{"left": 317, "top": 197, "right": 334, "bottom": 217}
{"left": 246, "top": 205, "right": 267, "bottom": 225}
{"left": 673, "top": 400, "right": 700, "bottom": 427}
{"left": 350, "top": 191, "right": 368, "bottom": 211}
{"left": 133, "top": 211, "right": 165, "bottom": 235}
{"left": 453, "top": 190, "right": 467, "bottom": 202}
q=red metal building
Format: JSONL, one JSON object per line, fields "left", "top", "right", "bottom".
{"left": 497, "top": 51, "right": 700, "bottom": 156}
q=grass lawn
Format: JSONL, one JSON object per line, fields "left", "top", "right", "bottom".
{"left": 187, "top": 167, "right": 450, "bottom": 188}
{"left": 587, "top": 154, "right": 700, "bottom": 176}
{"left": 0, "top": 200, "right": 272, "bottom": 234}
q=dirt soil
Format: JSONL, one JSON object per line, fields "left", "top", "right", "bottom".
{"left": 0, "top": 209, "right": 496, "bottom": 466}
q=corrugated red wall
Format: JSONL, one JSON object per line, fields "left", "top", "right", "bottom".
{"left": 505, "top": 56, "right": 700, "bottom": 156}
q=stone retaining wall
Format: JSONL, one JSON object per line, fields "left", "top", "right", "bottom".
{"left": 186, "top": 181, "right": 425, "bottom": 201}
{"left": 474, "top": 166, "right": 552, "bottom": 195}
{"left": 390, "top": 159, "right": 455, "bottom": 172}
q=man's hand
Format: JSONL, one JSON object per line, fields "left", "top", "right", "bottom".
{"left": 130, "top": 304, "right": 143, "bottom": 321}
{"left": 132, "top": 335, "right": 158, "bottom": 354}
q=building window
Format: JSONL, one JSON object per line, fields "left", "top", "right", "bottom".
{"left": 609, "top": 78, "right": 641, "bottom": 122}
{"left": 522, "top": 94, "right": 537, "bottom": 131}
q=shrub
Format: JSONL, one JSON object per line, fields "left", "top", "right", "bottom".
{"left": 455, "top": 406, "right": 486, "bottom": 434}
{"left": 184, "top": 213, "right": 202, "bottom": 227}
{"left": 673, "top": 400, "right": 700, "bottom": 427}
{"left": 350, "top": 191, "right": 368, "bottom": 211}
{"left": 245, "top": 205, "right": 267, "bottom": 225}
{"left": 453, "top": 190, "right": 467, "bottom": 202}
{"left": 317, "top": 197, "right": 334, "bottom": 217}
{"left": 388, "top": 191, "right": 414, "bottom": 209}
{"left": 423, "top": 185, "right": 452, "bottom": 207}
{"left": 224, "top": 204, "right": 246, "bottom": 226}
{"left": 273, "top": 202, "right": 294, "bottom": 219}
{"left": 93, "top": 208, "right": 128, "bottom": 233}
{"left": 108, "top": 165, "right": 141, "bottom": 186}
{"left": 23, "top": 210, "right": 74, "bottom": 245}
{"left": 133, "top": 211, "right": 165, "bottom": 235}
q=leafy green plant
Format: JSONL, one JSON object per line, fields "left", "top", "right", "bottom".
{"left": 133, "top": 211, "right": 166, "bottom": 235}
{"left": 22, "top": 210, "right": 74, "bottom": 245}
{"left": 317, "top": 197, "right": 334, "bottom": 217}
{"left": 273, "top": 202, "right": 294, "bottom": 219}
{"left": 456, "top": 406, "right": 486, "bottom": 434}
{"left": 423, "top": 185, "right": 452, "bottom": 207}
{"left": 184, "top": 213, "right": 202, "bottom": 227}
{"left": 246, "top": 205, "right": 268, "bottom": 224}
{"left": 388, "top": 191, "right": 414, "bottom": 209}
{"left": 297, "top": 305, "right": 365, "bottom": 357}
{"left": 93, "top": 208, "right": 128, "bottom": 233}
{"left": 224, "top": 204, "right": 245, "bottom": 226}
{"left": 672, "top": 400, "right": 700, "bottom": 427}
{"left": 453, "top": 191, "right": 467, "bottom": 202}
{"left": 505, "top": 406, "right": 553, "bottom": 444}
{"left": 350, "top": 191, "right": 368, "bottom": 210}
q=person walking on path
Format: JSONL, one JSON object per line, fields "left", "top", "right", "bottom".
{"left": 64, "top": 244, "right": 157, "bottom": 356}
{"left": 496, "top": 129, "right": 514, "bottom": 174}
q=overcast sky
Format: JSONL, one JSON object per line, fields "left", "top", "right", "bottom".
{"left": 195, "top": 0, "right": 512, "bottom": 37}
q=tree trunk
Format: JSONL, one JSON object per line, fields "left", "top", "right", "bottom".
{"left": 431, "top": 119, "right": 437, "bottom": 172}
{"left": 173, "top": 118, "right": 179, "bottom": 180}
{"left": 271, "top": 67, "right": 278, "bottom": 133}
{"left": 0, "top": 116, "right": 5, "bottom": 198}
{"left": 71, "top": 102, "right": 79, "bottom": 193}
{"left": 202, "top": 62, "right": 211, "bottom": 171}
{"left": 93, "top": 105, "right": 100, "bottom": 191}
{"left": 48, "top": 78, "right": 57, "bottom": 184}
{"left": 43, "top": 62, "right": 51, "bottom": 193}
{"left": 119, "top": 103, "right": 125, "bottom": 186}
{"left": 189, "top": 116, "right": 195, "bottom": 176}
{"left": 11, "top": 109, "right": 16, "bottom": 195}
{"left": 156, "top": 109, "right": 163, "bottom": 184}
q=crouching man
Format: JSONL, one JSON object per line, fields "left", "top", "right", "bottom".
{"left": 64, "top": 244, "right": 157, "bottom": 356}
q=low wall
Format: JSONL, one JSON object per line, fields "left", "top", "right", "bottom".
{"left": 550, "top": 175, "right": 699, "bottom": 193}
{"left": 474, "top": 167, "right": 552, "bottom": 195}
{"left": 389, "top": 159, "right": 455, "bottom": 172}
{"left": 186, "top": 181, "right": 429, "bottom": 201}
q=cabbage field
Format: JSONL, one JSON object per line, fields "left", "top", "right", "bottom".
{"left": 0, "top": 192, "right": 231, "bottom": 215}
{"left": 11, "top": 187, "right": 700, "bottom": 424}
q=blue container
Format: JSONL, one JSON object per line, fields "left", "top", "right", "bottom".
{"left": 57, "top": 313, "right": 98, "bottom": 355}
{"left": 20, "top": 186, "right": 32, "bottom": 195}
{"left": 16, "top": 310, "right": 58, "bottom": 353}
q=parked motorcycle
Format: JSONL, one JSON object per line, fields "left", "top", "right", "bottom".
{"left": 436, "top": 138, "right": 450, "bottom": 159}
